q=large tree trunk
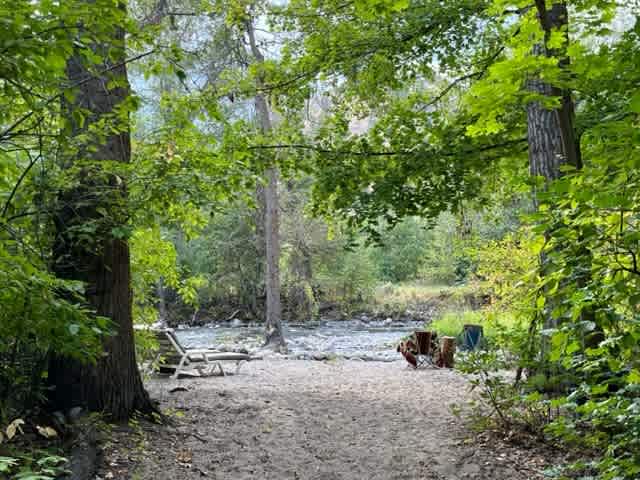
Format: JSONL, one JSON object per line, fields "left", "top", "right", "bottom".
{"left": 246, "top": 18, "right": 286, "bottom": 352}
{"left": 527, "top": 2, "right": 601, "bottom": 352}
{"left": 48, "top": 2, "right": 154, "bottom": 420}
{"left": 527, "top": 4, "right": 579, "bottom": 186}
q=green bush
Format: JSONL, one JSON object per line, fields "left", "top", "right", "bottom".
{"left": 315, "top": 246, "right": 378, "bottom": 309}
{"left": 430, "top": 309, "right": 523, "bottom": 347}
{"left": 374, "top": 217, "right": 430, "bottom": 282}
{"left": 0, "top": 246, "right": 108, "bottom": 420}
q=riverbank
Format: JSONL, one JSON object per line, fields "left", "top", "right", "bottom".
{"left": 165, "top": 283, "right": 488, "bottom": 328}
{"left": 98, "top": 359, "right": 566, "bottom": 480}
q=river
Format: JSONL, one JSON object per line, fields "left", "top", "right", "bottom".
{"left": 174, "top": 319, "right": 425, "bottom": 361}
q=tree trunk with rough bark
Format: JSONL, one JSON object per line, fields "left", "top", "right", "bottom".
{"left": 527, "top": 2, "right": 601, "bottom": 350}
{"left": 48, "top": 2, "right": 154, "bottom": 420}
{"left": 246, "top": 18, "right": 286, "bottom": 352}
{"left": 527, "top": 4, "right": 579, "bottom": 186}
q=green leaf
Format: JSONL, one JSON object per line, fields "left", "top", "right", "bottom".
{"left": 565, "top": 340, "right": 581, "bottom": 355}
{"left": 391, "top": 0, "right": 409, "bottom": 11}
{"left": 630, "top": 92, "right": 640, "bottom": 113}
{"left": 627, "top": 369, "right": 640, "bottom": 384}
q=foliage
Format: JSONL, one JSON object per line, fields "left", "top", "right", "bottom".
{"left": 532, "top": 121, "right": 640, "bottom": 479}
{"left": 315, "top": 242, "right": 379, "bottom": 310}
{"left": 0, "top": 246, "right": 108, "bottom": 419}
{"left": 374, "top": 217, "right": 430, "bottom": 282}
{"left": 455, "top": 350, "right": 559, "bottom": 435}
{"left": 0, "top": 418, "right": 67, "bottom": 480}
{"left": 0, "top": 451, "right": 68, "bottom": 480}
{"left": 130, "top": 227, "right": 179, "bottom": 324}
{"left": 417, "top": 213, "right": 470, "bottom": 285}
{"left": 284, "top": 280, "right": 319, "bottom": 322}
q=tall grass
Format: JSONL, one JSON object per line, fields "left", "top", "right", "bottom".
{"left": 373, "top": 281, "right": 474, "bottom": 309}
{"left": 429, "top": 309, "right": 521, "bottom": 343}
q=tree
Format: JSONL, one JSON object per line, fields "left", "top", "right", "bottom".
{"left": 281, "top": 178, "right": 320, "bottom": 322}
{"left": 47, "top": 0, "right": 154, "bottom": 420}
{"left": 245, "top": 13, "right": 287, "bottom": 351}
{"left": 526, "top": 4, "right": 579, "bottom": 185}
{"left": 523, "top": 2, "right": 605, "bottom": 355}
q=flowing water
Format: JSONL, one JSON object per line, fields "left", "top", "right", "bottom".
{"left": 174, "top": 319, "right": 425, "bottom": 361}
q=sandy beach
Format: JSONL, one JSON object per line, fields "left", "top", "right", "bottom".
{"left": 104, "top": 359, "right": 557, "bottom": 480}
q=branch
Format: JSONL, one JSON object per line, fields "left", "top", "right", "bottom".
{"left": 534, "top": 0, "right": 552, "bottom": 34}
{"left": 248, "top": 144, "right": 413, "bottom": 156}
{"left": 247, "top": 137, "right": 527, "bottom": 157}
{"left": 1, "top": 153, "right": 42, "bottom": 218}
{"left": 418, "top": 71, "right": 484, "bottom": 111}
{"left": 0, "top": 49, "right": 156, "bottom": 143}
{"left": 0, "top": 25, "right": 83, "bottom": 55}
{"left": 6, "top": 211, "right": 41, "bottom": 222}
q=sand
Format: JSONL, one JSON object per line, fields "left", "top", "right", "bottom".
{"left": 115, "top": 359, "right": 556, "bottom": 480}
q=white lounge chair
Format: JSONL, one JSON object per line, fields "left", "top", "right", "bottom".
{"left": 152, "top": 328, "right": 253, "bottom": 379}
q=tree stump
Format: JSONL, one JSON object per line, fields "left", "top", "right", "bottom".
{"left": 438, "top": 336, "right": 456, "bottom": 368}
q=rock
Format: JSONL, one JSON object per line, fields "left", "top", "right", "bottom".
{"left": 67, "top": 407, "right": 84, "bottom": 422}
{"left": 312, "top": 352, "right": 329, "bottom": 361}
{"left": 231, "top": 318, "right": 242, "bottom": 327}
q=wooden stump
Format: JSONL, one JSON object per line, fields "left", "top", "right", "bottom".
{"left": 438, "top": 336, "right": 456, "bottom": 368}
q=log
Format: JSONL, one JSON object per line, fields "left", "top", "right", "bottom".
{"left": 439, "top": 336, "right": 456, "bottom": 368}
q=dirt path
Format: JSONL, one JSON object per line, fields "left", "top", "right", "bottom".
{"left": 128, "top": 360, "right": 552, "bottom": 480}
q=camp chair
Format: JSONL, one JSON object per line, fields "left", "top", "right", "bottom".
{"left": 414, "top": 330, "right": 439, "bottom": 368}
{"left": 152, "top": 328, "right": 252, "bottom": 379}
{"left": 397, "top": 330, "right": 440, "bottom": 368}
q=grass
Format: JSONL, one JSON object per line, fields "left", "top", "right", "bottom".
{"left": 372, "top": 281, "right": 475, "bottom": 309}
{"left": 429, "top": 309, "right": 521, "bottom": 343}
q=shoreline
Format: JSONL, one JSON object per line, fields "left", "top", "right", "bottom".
{"left": 98, "top": 359, "right": 565, "bottom": 480}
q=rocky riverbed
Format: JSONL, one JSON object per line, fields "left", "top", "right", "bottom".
{"left": 174, "top": 319, "right": 426, "bottom": 362}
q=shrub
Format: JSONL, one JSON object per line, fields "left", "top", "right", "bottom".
{"left": 0, "top": 246, "right": 108, "bottom": 420}
{"left": 430, "top": 310, "right": 522, "bottom": 347}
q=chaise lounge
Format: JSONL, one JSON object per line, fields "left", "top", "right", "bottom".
{"left": 151, "top": 328, "right": 254, "bottom": 379}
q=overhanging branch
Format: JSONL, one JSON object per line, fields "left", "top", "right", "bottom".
{"left": 247, "top": 137, "right": 527, "bottom": 157}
